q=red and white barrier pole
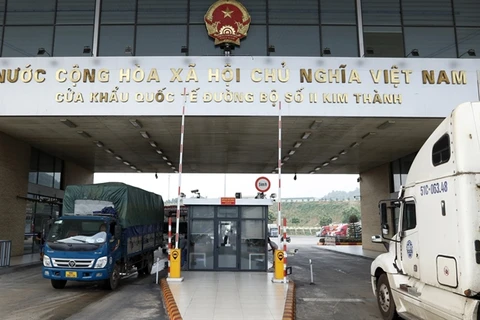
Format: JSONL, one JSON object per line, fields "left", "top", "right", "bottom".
{"left": 277, "top": 101, "right": 282, "bottom": 247}
{"left": 175, "top": 88, "right": 187, "bottom": 250}
{"left": 283, "top": 217, "right": 288, "bottom": 283}
{"left": 167, "top": 216, "right": 172, "bottom": 278}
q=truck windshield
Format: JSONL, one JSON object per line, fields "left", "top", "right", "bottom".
{"left": 47, "top": 219, "right": 107, "bottom": 244}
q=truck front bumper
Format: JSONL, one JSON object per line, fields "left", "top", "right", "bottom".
{"left": 42, "top": 267, "right": 109, "bottom": 281}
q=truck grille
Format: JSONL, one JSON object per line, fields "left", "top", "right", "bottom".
{"left": 52, "top": 258, "right": 94, "bottom": 268}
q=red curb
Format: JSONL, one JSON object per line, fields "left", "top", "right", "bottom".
{"left": 160, "top": 278, "right": 183, "bottom": 320}
{"left": 282, "top": 281, "right": 296, "bottom": 320}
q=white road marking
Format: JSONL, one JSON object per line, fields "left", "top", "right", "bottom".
{"left": 302, "top": 298, "right": 365, "bottom": 302}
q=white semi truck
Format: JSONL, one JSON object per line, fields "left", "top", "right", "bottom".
{"left": 371, "top": 102, "right": 480, "bottom": 319}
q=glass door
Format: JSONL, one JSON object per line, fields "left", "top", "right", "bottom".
{"left": 216, "top": 220, "right": 238, "bottom": 269}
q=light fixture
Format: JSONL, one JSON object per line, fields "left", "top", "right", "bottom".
{"left": 309, "top": 171, "right": 315, "bottom": 174}
{"left": 377, "top": 120, "right": 396, "bottom": 130}
{"left": 139, "top": 131, "right": 150, "bottom": 139}
{"left": 162, "top": 156, "right": 168, "bottom": 161}
{"left": 315, "top": 167, "right": 321, "bottom": 171}
{"left": 115, "top": 156, "right": 123, "bottom": 161}
{"left": 136, "top": 170, "right": 142, "bottom": 173}
{"left": 322, "top": 47, "right": 331, "bottom": 56}
{"left": 77, "top": 131, "right": 91, "bottom": 138}
{"left": 171, "top": 166, "right": 176, "bottom": 170}
{"left": 362, "top": 132, "right": 377, "bottom": 140}
{"left": 155, "top": 149, "right": 163, "bottom": 154}
{"left": 130, "top": 166, "right": 136, "bottom": 170}
{"left": 271, "top": 170, "right": 276, "bottom": 174}
{"left": 149, "top": 141, "right": 157, "bottom": 148}
{"left": 322, "top": 162, "right": 329, "bottom": 167}
{"left": 129, "top": 119, "right": 142, "bottom": 128}
{"left": 330, "top": 156, "right": 339, "bottom": 161}
{"left": 406, "top": 49, "right": 419, "bottom": 57}
{"left": 94, "top": 141, "right": 104, "bottom": 148}
{"left": 83, "top": 46, "right": 91, "bottom": 55}
{"left": 175, "top": 171, "right": 179, "bottom": 173}
{"left": 339, "top": 150, "right": 347, "bottom": 155}
{"left": 60, "top": 119, "right": 77, "bottom": 128}
{"left": 350, "top": 142, "right": 360, "bottom": 148}
{"left": 293, "top": 173, "right": 297, "bottom": 181}
{"left": 288, "top": 150, "right": 296, "bottom": 155}
{"left": 123, "top": 161, "right": 130, "bottom": 166}
{"left": 301, "top": 132, "right": 311, "bottom": 140}
{"left": 37, "top": 48, "right": 51, "bottom": 56}
{"left": 293, "top": 142, "right": 302, "bottom": 148}
{"left": 310, "top": 120, "right": 322, "bottom": 130}
{"left": 167, "top": 161, "right": 172, "bottom": 166}
{"left": 268, "top": 45, "right": 275, "bottom": 53}
{"left": 283, "top": 156, "right": 290, "bottom": 161}
{"left": 105, "top": 148, "right": 114, "bottom": 154}
{"left": 459, "top": 49, "right": 476, "bottom": 57}
{"left": 181, "top": 46, "right": 188, "bottom": 54}
{"left": 125, "top": 46, "right": 133, "bottom": 55}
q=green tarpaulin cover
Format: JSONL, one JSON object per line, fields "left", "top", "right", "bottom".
{"left": 63, "top": 182, "right": 164, "bottom": 228}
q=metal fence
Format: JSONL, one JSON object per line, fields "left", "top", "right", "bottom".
{"left": 0, "top": 240, "right": 11, "bottom": 267}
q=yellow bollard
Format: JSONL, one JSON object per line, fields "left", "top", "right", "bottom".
{"left": 167, "top": 248, "right": 184, "bottom": 282}
{"left": 273, "top": 249, "right": 285, "bottom": 281}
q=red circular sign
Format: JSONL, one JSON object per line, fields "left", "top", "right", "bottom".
{"left": 255, "top": 176, "right": 271, "bottom": 193}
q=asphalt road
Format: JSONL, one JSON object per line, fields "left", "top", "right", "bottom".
{"left": 0, "top": 259, "right": 168, "bottom": 320}
{"left": 0, "top": 237, "right": 382, "bottom": 320}
{"left": 287, "top": 236, "right": 383, "bottom": 320}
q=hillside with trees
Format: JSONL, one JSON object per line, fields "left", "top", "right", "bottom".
{"left": 268, "top": 199, "right": 361, "bottom": 227}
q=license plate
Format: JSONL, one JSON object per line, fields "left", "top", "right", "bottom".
{"left": 65, "top": 271, "right": 77, "bottom": 278}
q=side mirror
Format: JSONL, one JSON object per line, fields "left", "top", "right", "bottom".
{"left": 380, "top": 203, "right": 388, "bottom": 225}
{"left": 371, "top": 235, "right": 383, "bottom": 243}
{"left": 114, "top": 225, "right": 122, "bottom": 239}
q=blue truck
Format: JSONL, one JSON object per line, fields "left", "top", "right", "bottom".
{"left": 42, "top": 182, "right": 164, "bottom": 290}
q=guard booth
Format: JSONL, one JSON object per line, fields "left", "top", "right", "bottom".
{"left": 183, "top": 197, "right": 272, "bottom": 271}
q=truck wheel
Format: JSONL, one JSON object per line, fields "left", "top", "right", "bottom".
{"left": 51, "top": 279, "right": 67, "bottom": 289}
{"left": 376, "top": 273, "right": 399, "bottom": 320}
{"left": 104, "top": 264, "right": 120, "bottom": 290}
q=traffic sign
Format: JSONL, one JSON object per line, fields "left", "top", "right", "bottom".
{"left": 255, "top": 176, "right": 271, "bottom": 193}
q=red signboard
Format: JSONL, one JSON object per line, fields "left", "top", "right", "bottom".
{"left": 221, "top": 197, "right": 236, "bottom": 205}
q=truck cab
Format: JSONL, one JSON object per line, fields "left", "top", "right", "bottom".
{"left": 42, "top": 214, "right": 124, "bottom": 290}
{"left": 371, "top": 102, "right": 480, "bottom": 320}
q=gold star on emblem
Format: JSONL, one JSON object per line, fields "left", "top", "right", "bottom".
{"left": 222, "top": 7, "right": 234, "bottom": 18}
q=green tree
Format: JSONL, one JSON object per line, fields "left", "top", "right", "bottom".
{"left": 291, "top": 218, "right": 300, "bottom": 224}
{"left": 319, "top": 215, "right": 332, "bottom": 226}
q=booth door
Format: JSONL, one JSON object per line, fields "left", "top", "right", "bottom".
{"left": 216, "top": 220, "right": 238, "bottom": 269}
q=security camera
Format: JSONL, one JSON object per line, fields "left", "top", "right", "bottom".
{"left": 191, "top": 189, "right": 199, "bottom": 193}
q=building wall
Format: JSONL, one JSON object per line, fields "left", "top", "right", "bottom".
{"left": 63, "top": 162, "right": 94, "bottom": 187}
{"left": 0, "top": 132, "right": 30, "bottom": 257}
{"left": 360, "top": 163, "right": 390, "bottom": 252}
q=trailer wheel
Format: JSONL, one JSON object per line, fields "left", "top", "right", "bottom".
{"left": 376, "top": 273, "right": 399, "bottom": 320}
{"left": 51, "top": 279, "right": 67, "bottom": 289}
{"left": 104, "top": 264, "right": 120, "bottom": 290}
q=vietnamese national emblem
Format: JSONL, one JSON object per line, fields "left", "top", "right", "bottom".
{"left": 204, "top": 0, "right": 251, "bottom": 46}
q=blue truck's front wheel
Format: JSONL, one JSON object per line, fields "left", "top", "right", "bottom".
{"left": 103, "top": 264, "right": 120, "bottom": 290}
{"left": 51, "top": 279, "right": 67, "bottom": 289}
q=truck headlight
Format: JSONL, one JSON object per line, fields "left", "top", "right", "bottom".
{"left": 43, "top": 255, "right": 52, "bottom": 267}
{"left": 94, "top": 256, "right": 108, "bottom": 268}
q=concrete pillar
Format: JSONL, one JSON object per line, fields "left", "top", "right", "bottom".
{"left": 63, "top": 161, "right": 94, "bottom": 187}
{"left": 0, "top": 132, "right": 30, "bottom": 257}
{"left": 360, "top": 163, "right": 390, "bottom": 252}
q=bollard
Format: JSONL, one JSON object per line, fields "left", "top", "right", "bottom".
{"left": 156, "top": 257, "right": 160, "bottom": 284}
{"left": 309, "top": 259, "right": 315, "bottom": 285}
